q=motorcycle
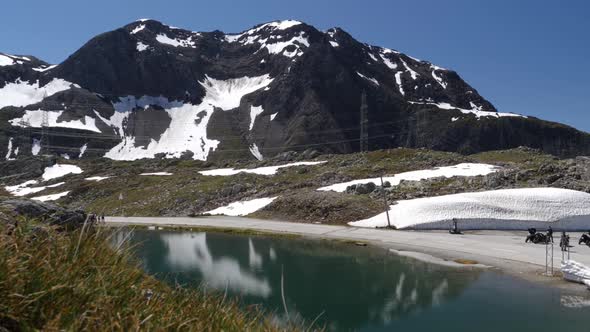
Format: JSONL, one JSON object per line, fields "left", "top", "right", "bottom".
{"left": 579, "top": 232, "right": 590, "bottom": 247}
{"left": 525, "top": 228, "right": 549, "bottom": 244}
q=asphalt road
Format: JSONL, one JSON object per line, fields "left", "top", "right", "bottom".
{"left": 106, "top": 216, "right": 590, "bottom": 274}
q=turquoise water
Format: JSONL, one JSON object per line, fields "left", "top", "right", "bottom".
{"left": 124, "top": 229, "right": 590, "bottom": 331}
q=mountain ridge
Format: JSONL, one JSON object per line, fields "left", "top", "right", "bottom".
{"left": 1, "top": 19, "right": 589, "bottom": 161}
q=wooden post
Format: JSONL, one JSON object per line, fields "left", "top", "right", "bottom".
{"left": 380, "top": 176, "right": 392, "bottom": 228}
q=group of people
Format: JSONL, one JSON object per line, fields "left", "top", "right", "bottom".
{"left": 89, "top": 213, "right": 105, "bottom": 224}
{"left": 526, "top": 226, "right": 590, "bottom": 251}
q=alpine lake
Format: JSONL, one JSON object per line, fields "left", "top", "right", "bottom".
{"left": 117, "top": 228, "right": 590, "bottom": 331}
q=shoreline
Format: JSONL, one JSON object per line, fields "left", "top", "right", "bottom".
{"left": 105, "top": 216, "right": 590, "bottom": 293}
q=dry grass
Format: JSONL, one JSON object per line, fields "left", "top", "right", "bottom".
{"left": 0, "top": 221, "right": 307, "bottom": 331}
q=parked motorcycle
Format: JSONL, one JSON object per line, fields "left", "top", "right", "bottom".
{"left": 578, "top": 232, "right": 590, "bottom": 247}
{"left": 525, "top": 228, "right": 549, "bottom": 244}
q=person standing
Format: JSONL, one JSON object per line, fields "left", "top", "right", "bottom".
{"left": 547, "top": 226, "right": 554, "bottom": 243}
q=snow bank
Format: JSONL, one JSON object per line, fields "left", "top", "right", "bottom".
{"left": 31, "top": 191, "right": 70, "bottom": 202}
{"left": 42, "top": 164, "right": 83, "bottom": 181}
{"left": 10, "top": 110, "right": 101, "bottom": 133}
{"left": 199, "top": 161, "right": 327, "bottom": 176}
{"left": 318, "top": 163, "right": 499, "bottom": 192}
{"left": 0, "top": 78, "right": 78, "bottom": 108}
{"left": 349, "top": 188, "right": 590, "bottom": 230}
{"left": 139, "top": 172, "right": 172, "bottom": 176}
{"left": 561, "top": 260, "right": 590, "bottom": 284}
{"left": 104, "top": 74, "right": 273, "bottom": 161}
{"left": 205, "top": 197, "right": 278, "bottom": 216}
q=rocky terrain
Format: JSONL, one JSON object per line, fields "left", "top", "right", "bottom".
{"left": 1, "top": 147, "right": 589, "bottom": 224}
{"left": 1, "top": 19, "right": 590, "bottom": 163}
{"left": 0, "top": 196, "right": 86, "bottom": 230}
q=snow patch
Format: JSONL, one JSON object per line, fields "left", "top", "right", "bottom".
{"left": 225, "top": 20, "right": 302, "bottom": 43}
{"left": 329, "top": 41, "right": 339, "bottom": 47}
{"left": 562, "top": 260, "right": 590, "bottom": 284}
{"left": 380, "top": 54, "right": 398, "bottom": 70}
{"left": 85, "top": 176, "right": 111, "bottom": 181}
{"left": 350, "top": 188, "right": 590, "bottom": 230}
{"left": 430, "top": 65, "right": 448, "bottom": 89}
{"left": 140, "top": 172, "right": 172, "bottom": 176}
{"left": 136, "top": 42, "right": 149, "bottom": 52}
{"left": 10, "top": 110, "right": 101, "bottom": 133}
{"left": 32, "top": 64, "right": 57, "bottom": 72}
{"left": 395, "top": 72, "right": 405, "bottom": 96}
{"left": 206, "top": 197, "right": 278, "bottom": 216}
{"left": 0, "top": 78, "right": 78, "bottom": 108}
{"left": 31, "top": 191, "right": 70, "bottom": 202}
{"left": 131, "top": 24, "right": 146, "bottom": 34}
{"left": 155, "top": 33, "right": 195, "bottom": 48}
{"left": 356, "top": 72, "right": 380, "bottom": 86}
{"left": 249, "top": 143, "right": 263, "bottom": 161}
{"left": 5, "top": 137, "right": 14, "bottom": 160}
{"left": 318, "top": 163, "right": 499, "bottom": 192}
{"left": 42, "top": 164, "right": 83, "bottom": 181}
{"left": 0, "top": 54, "right": 14, "bottom": 66}
{"left": 408, "top": 101, "right": 527, "bottom": 119}
{"left": 31, "top": 139, "right": 40, "bottom": 156}
{"left": 270, "top": 112, "right": 278, "bottom": 121}
{"left": 401, "top": 59, "right": 419, "bottom": 80}
{"left": 78, "top": 143, "right": 87, "bottom": 158}
{"left": 5, "top": 180, "right": 64, "bottom": 197}
{"left": 199, "top": 161, "right": 327, "bottom": 176}
{"left": 249, "top": 105, "right": 264, "bottom": 131}
{"left": 260, "top": 32, "right": 309, "bottom": 57}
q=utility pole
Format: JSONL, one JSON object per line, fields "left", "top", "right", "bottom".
{"left": 40, "top": 91, "right": 49, "bottom": 153}
{"left": 360, "top": 91, "right": 369, "bottom": 153}
{"left": 380, "top": 176, "right": 392, "bottom": 228}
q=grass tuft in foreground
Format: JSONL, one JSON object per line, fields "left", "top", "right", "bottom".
{"left": 0, "top": 221, "right": 305, "bottom": 331}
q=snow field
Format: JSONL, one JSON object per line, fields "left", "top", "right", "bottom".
{"left": 349, "top": 188, "right": 590, "bottom": 230}
{"left": 104, "top": 74, "right": 273, "bottom": 161}
{"left": 318, "top": 163, "right": 499, "bottom": 192}
{"left": 0, "top": 78, "right": 78, "bottom": 108}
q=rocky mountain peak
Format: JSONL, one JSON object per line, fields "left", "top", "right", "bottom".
{"left": 1, "top": 19, "right": 589, "bottom": 162}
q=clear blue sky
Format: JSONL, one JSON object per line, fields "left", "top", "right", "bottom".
{"left": 1, "top": 0, "right": 588, "bottom": 132}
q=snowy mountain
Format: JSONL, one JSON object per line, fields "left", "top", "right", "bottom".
{"left": 1, "top": 19, "right": 589, "bottom": 161}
